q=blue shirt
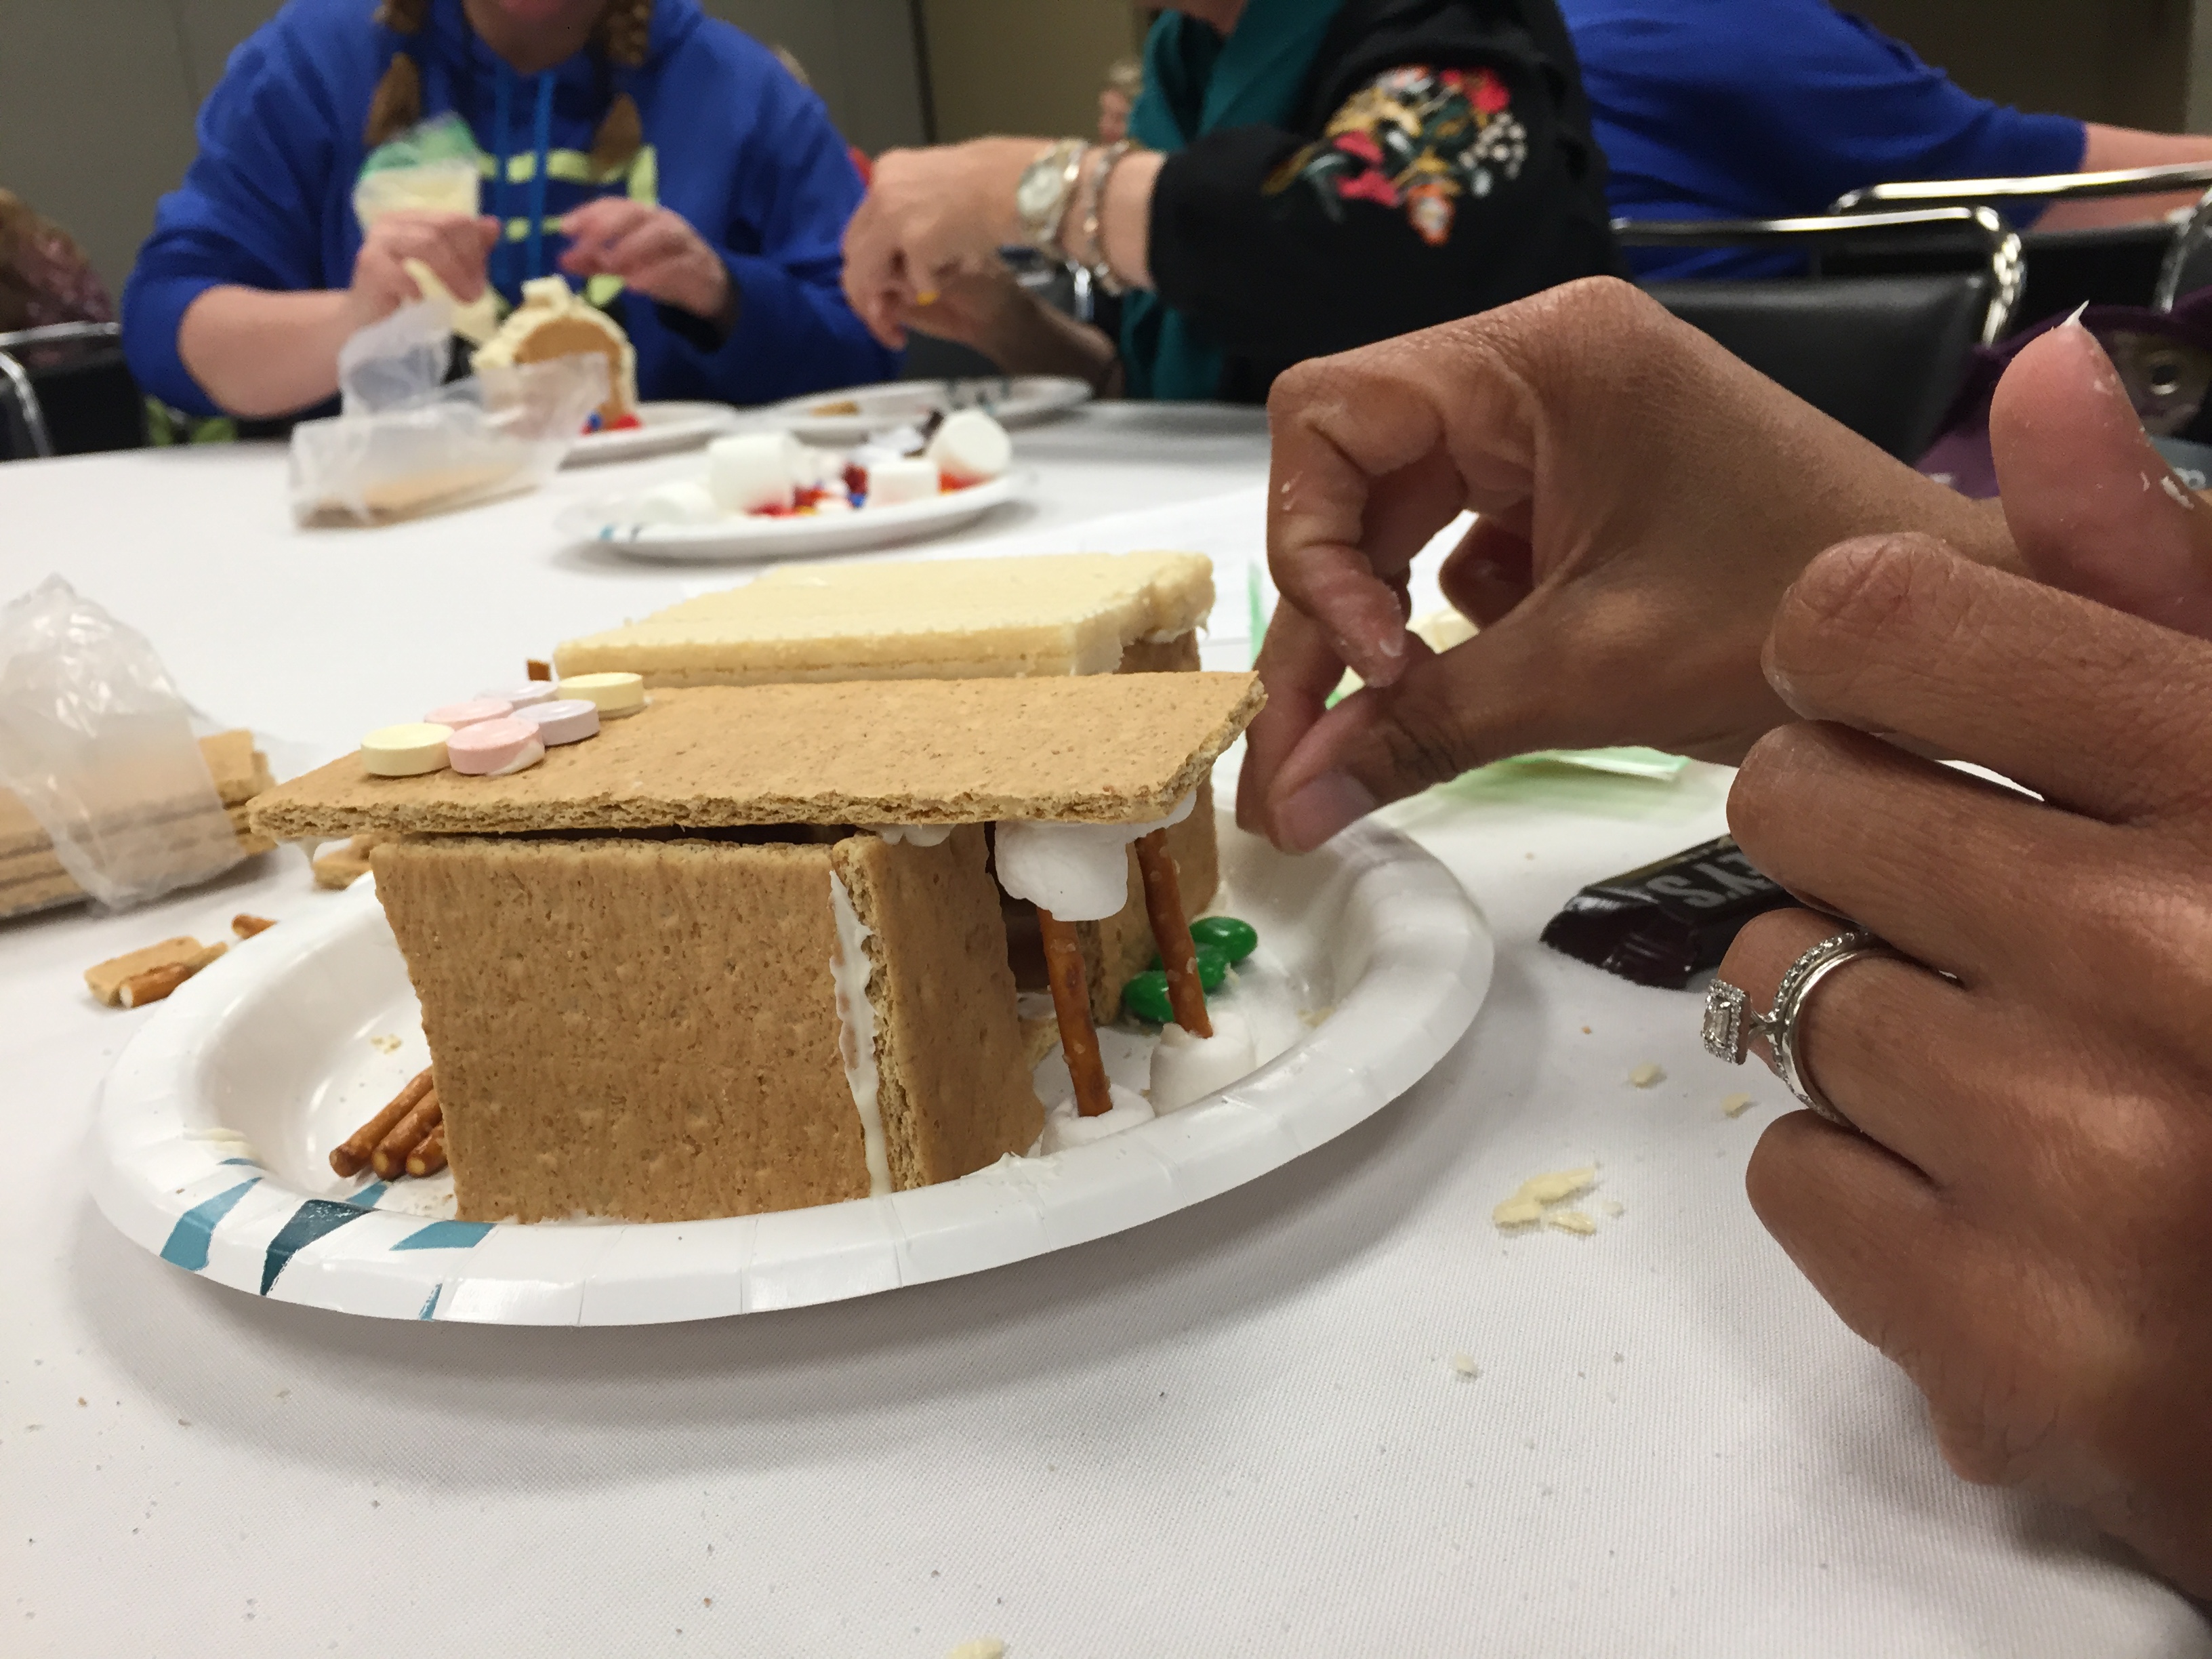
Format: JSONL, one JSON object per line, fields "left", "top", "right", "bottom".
{"left": 124, "top": 0, "right": 895, "bottom": 416}
{"left": 1558, "top": 0, "right": 2089, "bottom": 279}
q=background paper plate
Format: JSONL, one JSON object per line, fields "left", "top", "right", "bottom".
{"left": 90, "top": 819, "right": 1490, "bottom": 1326}
{"left": 562, "top": 401, "right": 741, "bottom": 467}
{"left": 556, "top": 469, "right": 1033, "bottom": 562}
{"left": 759, "top": 377, "right": 1092, "bottom": 445}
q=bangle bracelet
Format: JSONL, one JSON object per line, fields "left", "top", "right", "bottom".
{"left": 1074, "top": 140, "right": 1135, "bottom": 297}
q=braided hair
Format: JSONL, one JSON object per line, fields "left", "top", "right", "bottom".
{"left": 365, "top": 0, "right": 651, "bottom": 178}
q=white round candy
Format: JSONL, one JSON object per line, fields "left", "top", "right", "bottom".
{"left": 925, "top": 409, "right": 1012, "bottom": 485}
{"left": 705, "top": 432, "right": 804, "bottom": 514}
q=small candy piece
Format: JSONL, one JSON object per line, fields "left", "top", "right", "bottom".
{"left": 512, "top": 697, "right": 600, "bottom": 744}
{"left": 447, "top": 717, "right": 545, "bottom": 777}
{"left": 924, "top": 408, "right": 1012, "bottom": 485}
{"left": 1122, "top": 969, "right": 1174, "bottom": 1027}
{"left": 1190, "top": 915, "right": 1258, "bottom": 964}
{"left": 558, "top": 670, "right": 646, "bottom": 718}
{"left": 361, "top": 722, "right": 453, "bottom": 777}
{"left": 480, "top": 682, "right": 556, "bottom": 708}
{"left": 423, "top": 697, "right": 511, "bottom": 729}
{"left": 863, "top": 456, "right": 940, "bottom": 506}
{"left": 706, "top": 430, "right": 804, "bottom": 514}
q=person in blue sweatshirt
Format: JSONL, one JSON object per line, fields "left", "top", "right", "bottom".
{"left": 123, "top": 0, "right": 895, "bottom": 420}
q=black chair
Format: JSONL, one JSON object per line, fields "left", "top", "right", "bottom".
{"left": 0, "top": 321, "right": 146, "bottom": 461}
{"left": 1832, "top": 163, "right": 2212, "bottom": 321}
{"left": 1620, "top": 206, "right": 2024, "bottom": 462}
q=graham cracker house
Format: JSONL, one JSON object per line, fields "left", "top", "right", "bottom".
{"left": 250, "top": 672, "right": 1264, "bottom": 1225}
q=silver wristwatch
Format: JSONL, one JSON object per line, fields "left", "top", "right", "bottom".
{"left": 1015, "top": 138, "right": 1086, "bottom": 260}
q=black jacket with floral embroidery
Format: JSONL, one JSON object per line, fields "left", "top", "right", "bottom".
{"left": 1147, "top": 0, "right": 1621, "bottom": 401}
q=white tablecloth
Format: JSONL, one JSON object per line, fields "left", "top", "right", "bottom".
{"left": 3, "top": 409, "right": 2202, "bottom": 1656}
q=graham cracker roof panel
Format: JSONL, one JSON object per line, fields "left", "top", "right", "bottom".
{"left": 250, "top": 675, "right": 1264, "bottom": 839}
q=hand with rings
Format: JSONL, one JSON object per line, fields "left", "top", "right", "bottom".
{"left": 1710, "top": 532, "right": 2212, "bottom": 1596}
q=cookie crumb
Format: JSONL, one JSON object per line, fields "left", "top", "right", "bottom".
{"left": 947, "top": 1641, "right": 1006, "bottom": 1659}
{"left": 1450, "top": 1353, "right": 1481, "bottom": 1379}
{"left": 1722, "top": 1092, "right": 1754, "bottom": 1118}
{"left": 1629, "top": 1061, "right": 1664, "bottom": 1088}
{"left": 1601, "top": 1199, "right": 1624, "bottom": 1219}
{"left": 1545, "top": 1210, "right": 1597, "bottom": 1235}
{"left": 369, "top": 1034, "right": 403, "bottom": 1054}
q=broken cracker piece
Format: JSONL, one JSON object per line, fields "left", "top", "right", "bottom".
{"left": 1722, "top": 1092, "right": 1754, "bottom": 1118}
{"left": 1545, "top": 1209, "right": 1597, "bottom": 1235}
{"left": 312, "top": 831, "right": 395, "bottom": 890}
{"left": 231, "top": 914, "right": 276, "bottom": 939}
{"left": 1521, "top": 1166, "right": 1597, "bottom": 1206}
{"left": 1629, "top": 1061, "right": 1664, "bottom": 1088}
{"left": 1492, "top": 1193, "right": 1544, "bottom": 1229}
{"left": 85, "top": 937, "right": 224, "bottom": 1006}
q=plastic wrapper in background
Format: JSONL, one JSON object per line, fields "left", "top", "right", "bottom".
{"left": 0, "top": 577, "right": 243, "bottom": 911}
{"left": 289, "top": 298, "right": 607, "bottom": 525}
{"left": 350, "top": 112, "right": 482, "bottom": 225}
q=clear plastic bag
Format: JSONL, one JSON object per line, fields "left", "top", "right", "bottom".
{"left": 0, "top": 577, "right": 243, "bottom": 910}
{"left": 352, "top": 112, "right": 483, "bottom": 227}
{"left": 289, "top": 300, "right": 608, "bottom": 525}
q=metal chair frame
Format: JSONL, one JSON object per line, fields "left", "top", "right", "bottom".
{"left": 0, "top": 320, "right": 123, "bottom": 459}
{"left": 1613, "top": 205, "right": 2026, "bottom": 346}
{"left": 1828, "top": 165, "right": 2212, "bottom": 314}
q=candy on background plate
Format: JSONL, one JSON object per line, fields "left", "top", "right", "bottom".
{"left": 865, "top": 456, "right": 939, "bottom": 506}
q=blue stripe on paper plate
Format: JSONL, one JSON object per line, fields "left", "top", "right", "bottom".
{"left": 418, "top": 1285, "right": 443, "bottom": 1320}
{"left": 260, "top": 1199, "right": 371, "bottom": 1294}
{"left": 393, "top": 1220, "right": 494, "bottom": 1252}
{"left": 344, "top": 1181, "right": 388, "bottom": 1210}
{"left": 160, "top": 1178, "right": 261, "bottom": 1271}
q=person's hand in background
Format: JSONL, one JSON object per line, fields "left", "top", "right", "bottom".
{"left": 345, "top": 209, "right": 499, "bottom": 331}
{"left": 1715, "top": 535, "right": 2212, "bottom": 1595}
{"left": 558, "top": 199, "right": 731, "bottom": 326}
{"left": 841, "top": 138, "right": 1036, "bottom": 349}
{"left": 1242, "top": 281, "right": 2212, "bottom": 855}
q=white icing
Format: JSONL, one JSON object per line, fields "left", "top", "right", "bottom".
{"left": 869, "top": 823, "right": 953, "bottom": 846}
{"left": 993, "top": 791, "right": 1196, "bottom": 922}
{"left": 1149, "top": 1008, "right": 1258, "bottom": 1113}
{"left": 1040, "top": 1084, "right": 1153, "bottom": 1153}
{"left": 827, "top": 869, "right": 892, "bottom": 1197}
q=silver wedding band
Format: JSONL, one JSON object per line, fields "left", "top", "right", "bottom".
{"left": 1703, "top": 928, "right": 1900, "bottom": 1128}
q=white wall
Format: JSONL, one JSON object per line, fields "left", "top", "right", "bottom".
{"left": 0, "top": 0, "right": 928, "bottom": 295}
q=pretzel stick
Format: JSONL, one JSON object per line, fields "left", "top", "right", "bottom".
{"left": 331, "top": 1067, "right": 432, "bottom": 1177}
{"left": 526, "top": 657, "right": 552, "bottom": 682}
{"left": 371, "top": 1088, "right": 442, "bottom": 1180}
{"left": 405, "top": 1124, "right": 447, "bottom": 1179}
{"left": 1037, "top": 908, "right": 1113, "bottom": 1118}
{"left": 231, "top": 914, "right": 276, "bottom": 939}
{"left": 118, "top": 963, "right": 196, "bottom": 1009}
{"left": 1135, "top": 830, "right": 1211, "bottom": 1038}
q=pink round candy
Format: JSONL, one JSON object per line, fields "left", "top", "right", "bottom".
{"left": 447, "top": 716, "right": 544, "bottom": 776}
{"left": 424, "top": 697, "right": 512, "bottom": 729}
{"left": 512, "top": 697, "right": 600, "bottom": 745}
{"left": 480, "top": 682, "right": 557, "bottom": 708}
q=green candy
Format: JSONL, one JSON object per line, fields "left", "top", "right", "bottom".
{"left": 1189, "top": 915, "right": 1258, "bottom": 964}
{"left": 1122, "top": 970, "right": 1174, "bottom": 1026}
{"left": 1193, "top": 943, "right": 1230, "bottom": 991}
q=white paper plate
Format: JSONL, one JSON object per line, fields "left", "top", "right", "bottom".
{"left": 556, "top": 469, "right": 1033, "bottom": 562}
{"left": 90, "top": 819, "right": 1490, "bottom": 1326}
{"left": 562, "top": 401, "right": 740, "bottom": 467}
{"left": 760, "top": 377, "right": 1092, "bottom": 445}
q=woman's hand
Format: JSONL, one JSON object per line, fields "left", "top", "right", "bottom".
{"left": 346, "top": 209, "right": 499, "bottom": 329}
{"left": 1240, "top": 277, "right": 2011, "bottom": 852}
{"left": 841, "top": 138, "right": 1039, "bottom": 348}
{"left": 558, "top": 199, "right": 731, "bottom": 325}
{"left": 1716, "top": 534, "right": 2212, "bottom": 1595}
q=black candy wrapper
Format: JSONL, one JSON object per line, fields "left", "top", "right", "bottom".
{"left": 1540, "top": 836, "right": 1792, "bottom": 989}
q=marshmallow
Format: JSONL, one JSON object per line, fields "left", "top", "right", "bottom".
{"left": 447, "top": 717, "right": 545, "bottom": 777}
{"left": 557, "top": 671, "right": 647, "bottom": 718}
{"left": 861, "top": 456, "right": 940, "bottom": 507}
{"left": 423, "top": 697, "right": 512, "bottom": 729}
{"left": 705, "top": 431, "right": 804, "bottom": 514}
{"left": 925, "top": 409, "right": 1012, "bottom": 485}
{"left": 628, "top": 479, "right": 722, "bottom": 526}
{"left": 480, "top": 682, "right": 557, "bottom": 708}
{"left": 512, "top": 697, "right": 600, "bottom": 745}
{"left": 361, "top": 722, "right": 453, "bottom": 777}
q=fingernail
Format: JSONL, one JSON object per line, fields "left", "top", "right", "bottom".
{"left": 1275, "top": 771, "right": 1376, "bottom": 853}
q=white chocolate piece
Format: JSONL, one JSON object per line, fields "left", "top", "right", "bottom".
{"left": 361, "top": 722, "right": 453, "bottom": 777}
{"left": 993, "top": 790, "right": 1195, "bottom": 922}
{"left": 924, "top": 408, "right": 1012, "bottom": 485}
{"left": 512, "top": 697, "right": 600, "bottom": 744}
{"left": 1149, "top": 1008, "right": 1258, "bottom": 1113}
{"left": 557, "top": 671, "right": 646, "bottom": 718}
{"left": 705, "top": 431, "right": 803, "bottom": 514}
{"left": 423, "top": 697, "right": 511, "bottom": 729}
{"left": 447, "top": 716, "right": 544, "bottom": 777}
{"left": 628, "top": 479, "right": 722, "bottom": 526}
{"left": 862, "top": 456, "right": 940, "bottom": 507}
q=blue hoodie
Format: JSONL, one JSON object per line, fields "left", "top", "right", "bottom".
{"left": 124, "top": 0, "right": 896, "bottom": 416}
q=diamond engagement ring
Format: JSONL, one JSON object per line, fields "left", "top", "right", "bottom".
{"left": 1702, "top": 928, "right": 1900, "bottom": 1128}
